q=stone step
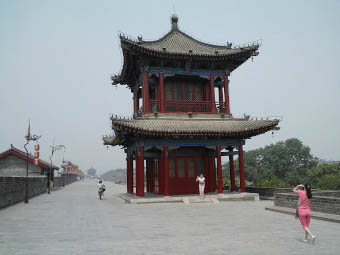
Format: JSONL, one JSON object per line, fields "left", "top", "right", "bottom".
{"left": 189, "top": 197, "right": 213, "bottom": 203}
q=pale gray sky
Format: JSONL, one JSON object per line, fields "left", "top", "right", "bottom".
{"left": 1, "top": 0, "right": 339, "bottom": 175}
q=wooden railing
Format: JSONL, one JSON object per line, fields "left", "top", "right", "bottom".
{"left": 165, "top": 101, "right": 211, "bottom": 113}
{"left": 147, "top": 100, "right": 227, "bottom": 114}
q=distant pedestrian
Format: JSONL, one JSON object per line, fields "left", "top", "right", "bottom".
{"left": 97, "top": 180, "right": 105, "bottom": 198}
{"left": 293, "top": 184, "right": 316, "bottom": 243}
{"left": 196, "top": 174, "right": 205, "bottom": 199}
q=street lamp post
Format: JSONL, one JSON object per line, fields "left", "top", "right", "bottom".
{"left": 24, "top": 134, "right": 41, "bottom": 203}
{"left": 48, "top": 145, "right": 65, "bottom": 194}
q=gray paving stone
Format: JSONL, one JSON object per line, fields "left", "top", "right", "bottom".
{"left": 0, "top": 180, "right": 339, "bottom": 255}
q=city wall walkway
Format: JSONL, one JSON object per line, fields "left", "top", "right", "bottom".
{"left": 0, "top": 181, "right": 339, "bottom": 255}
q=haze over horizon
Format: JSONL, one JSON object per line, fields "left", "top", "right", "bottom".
{"left": 1, "top": 0, "right": 339, "bottom": 175}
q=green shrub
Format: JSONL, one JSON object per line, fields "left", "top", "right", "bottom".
{"left": 257, "top": 178, "right": 290, "bottom": 188}
{"left": 315, "top": 174, "right": 340, "bottom": 190}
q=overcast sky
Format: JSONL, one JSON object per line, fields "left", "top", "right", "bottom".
{"left": 1, "top": 0, "right": 339, "bottom": 175}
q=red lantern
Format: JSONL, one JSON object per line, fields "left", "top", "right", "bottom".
{"left": 34, "top": 144, "right": 39, "bottom": 166}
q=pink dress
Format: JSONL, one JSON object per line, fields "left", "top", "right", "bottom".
{"left": 297, "top": 190, "right": 312, "bottom": 229}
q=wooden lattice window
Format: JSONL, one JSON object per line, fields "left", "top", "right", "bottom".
{"left": 188, "top": 159, "right": 195, "bottom": 177}
{"left": 169, "top": 159, "right": 175, "bottom": 178}
{"left": 178, "top": 159, "right": 185, "bottom": 177}
{"left": 164, "top": 80, "right": 205, "bottom": 102}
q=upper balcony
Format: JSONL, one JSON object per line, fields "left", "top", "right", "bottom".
{"left": 133, "top": 73, "right": 230, "bottom": 116}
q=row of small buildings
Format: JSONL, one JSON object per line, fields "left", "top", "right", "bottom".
{"left": 0, "top": 145, "right": 85, "bottom": 209}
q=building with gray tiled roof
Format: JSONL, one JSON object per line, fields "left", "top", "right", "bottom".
{"left": 104, "top": 15, "right": 280, "bottom": 197}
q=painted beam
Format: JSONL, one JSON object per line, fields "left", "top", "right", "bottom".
{"left": 135, "top": 139, "right": 245, "bottom": 147}
{"left": 148, "top": 66, "right": 230, "bottom": 77}
{"left": 221, "top": 151, "right": 238, "bottom": 156}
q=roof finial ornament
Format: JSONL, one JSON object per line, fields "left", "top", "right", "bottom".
{"left": 171, "top": 14, "right": 178, "bottom": 30}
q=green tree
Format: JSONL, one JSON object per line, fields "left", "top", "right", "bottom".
{"left": 315, "top": 174, "right": 340, "bottom": 190}
{"left": 222, "top": 138, "right": 318, "bottom": 187}
{"left": 307, "top": 163, "right": 340, "bottom": 187}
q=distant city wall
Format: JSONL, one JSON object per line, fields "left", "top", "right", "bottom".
{"left": 0, "top": 174, "right": 79, "bottom": 209}
{"left": 54, "top": 174, "right": 78, "bottom": 187}
{"left": 274, "top": 191, "right": 340, "bottom": 215}
{"left": 0, "top": 176, "right": 47, "bottom": 209}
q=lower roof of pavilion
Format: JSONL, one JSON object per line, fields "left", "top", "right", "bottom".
{"left": 103, "top": 115, "right": 280, "bottom": 147}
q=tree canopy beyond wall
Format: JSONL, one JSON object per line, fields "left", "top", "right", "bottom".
{"left": 222, "top": 138, "right": 340, "bottom": 190}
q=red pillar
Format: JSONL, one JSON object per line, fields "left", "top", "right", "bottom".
{"left": 229, "top": 151, "right": 236, "bottom": 192}
{"left": 216, "top": 145, "right": 223, "bottom": 194}
{"left": 218, "top": 86, "right": 223, "bottom": 112}
{"left": 134, "top": 87, "right": 139, "bottom": 113}
{"left": 224, "top": 75, "right": 230, "bottom": 114}
{"left": 159, "top": 157, "right": 164, "bottom": 195}
{"left": 149, "top": 159, "right": 155, "bottom": 193}
{"left": 143, "top": 72, "right": 149, "bottom": 113}
{"left": 238, "top": 145, "right": 246, "bottom": 192}
{"left": 127, "top": 152, "right": 133, "bottom": 193}
{"left": 135, "top": 149, "right": 139, "bottom": 196}
{"left": 204, "top": 156, "right": 210, "bottom": 193}
{"left": 159, "top": 73, "right": 165, "bottom": 112}
{"left": 209, "top": 156, "right": 216, "bottom": 192}
{"left": 163, "top": 145, "right": 170, "bottom": 196}
{"left": 139, "top": 146, "right": 145, "bottom": 197}
{"left": 146, "top": 160, "right": 150, "bottom": 193}
{"left": 210, "top": 75, "right": 217, "bottom": 113}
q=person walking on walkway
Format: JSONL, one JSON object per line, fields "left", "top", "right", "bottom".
{"left": 196, "top": 174, "right": 205, "bottom": 199}
{"left": 293, "top": 184, "right": 316, "bottom": 243}
{"left": 97, "top": 180, "right": 105, "bottom": 198}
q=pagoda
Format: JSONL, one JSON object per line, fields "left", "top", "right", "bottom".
{"left": 104, "top": 15, "right": 280, "bottom": 197}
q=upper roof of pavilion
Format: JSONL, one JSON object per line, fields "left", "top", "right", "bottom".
{"left": 112, "top": 15, "right": 260, "bottom": 87}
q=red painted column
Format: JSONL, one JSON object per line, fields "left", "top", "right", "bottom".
{"left": 163, "top": 145, "right": 170, "bottom": 196}
{"left": 159, "top": 72, "right": 165, "bottom": 112}
{"left": 209, "top": 156, "right": 216, "bottom": 192}
{"left": 127, "top": 152, "right": 133, "bottom": 193}
{"left": 143, "top": 72, "right": 149, "bottom": 113}
{"left": 238, "top": 145, "right": 246, "bottom": 192}
{"left": 216, "top": 145, "right": 223, "bottom": 194}
{"left": 224, "top": 75, "right": 230, "bottom": 114}
{"left": 149, "top": 159, "right": 155, "bottom": 193}
{"left": 159, "top": 157, "right": 164, "bottom": 194}
{"left": 210, "top": 75, "right": 217, "bottom": 113}
{"left": 146, "top": 160, "right": 149, "bottom": 193}
{"left": 218, "top": 86, "right": 223, "bottom": 112}
{"left": 139, "top": 146, "right": 145, "bottom": 197}
{"left": 229, "top": 151, "right": 236, "bottom": 192}
{"left": 204, "top": 156, "right": 210, "bottom": 193}
{"left": 133, "top": 87, "right": 139, "bottom": 113}
{"left": 135, "top": 149, "right": 139, "bottom": 196}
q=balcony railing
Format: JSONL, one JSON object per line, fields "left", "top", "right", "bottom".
{"left": 146, "top": 101, "right": 227, "bottom": 114}
{"left": 150, "top": 100, "right": 160, "bottom": 113}
{"left": 165, "top": 101, "right": 211, "bottom": 113}
{"left": 215, "top": 102, "right": 225, "bottom": 113}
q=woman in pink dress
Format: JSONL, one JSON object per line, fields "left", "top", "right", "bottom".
{"left": 293, "top": 184, "right": 316, "bottom": 243}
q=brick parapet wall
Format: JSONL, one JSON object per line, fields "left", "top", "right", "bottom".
{"left": 245, "top": 187, "right": 293, "bottom": 197}
{"left": 274, "top": 192, "right": 340, "bottom": 215}
{"left": 0, "top": 176, "right": 47, "bottom": 209}
{"left": 54, "top": 174, "right": 78, "bottom": 187}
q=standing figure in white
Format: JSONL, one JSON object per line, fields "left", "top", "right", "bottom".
{"left": 196, "top": 174, "right": 205, "bottom": 199}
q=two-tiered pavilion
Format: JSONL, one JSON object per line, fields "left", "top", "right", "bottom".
{"left": 104, "top": 16, "right": 280, "bottom": 197}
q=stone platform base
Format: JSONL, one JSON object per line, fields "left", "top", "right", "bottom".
{"left": 119, "top": 191, "right": 259, "bottom": 205}
{"left": 265, "top": 206, "right": 340, "bottom": 224}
